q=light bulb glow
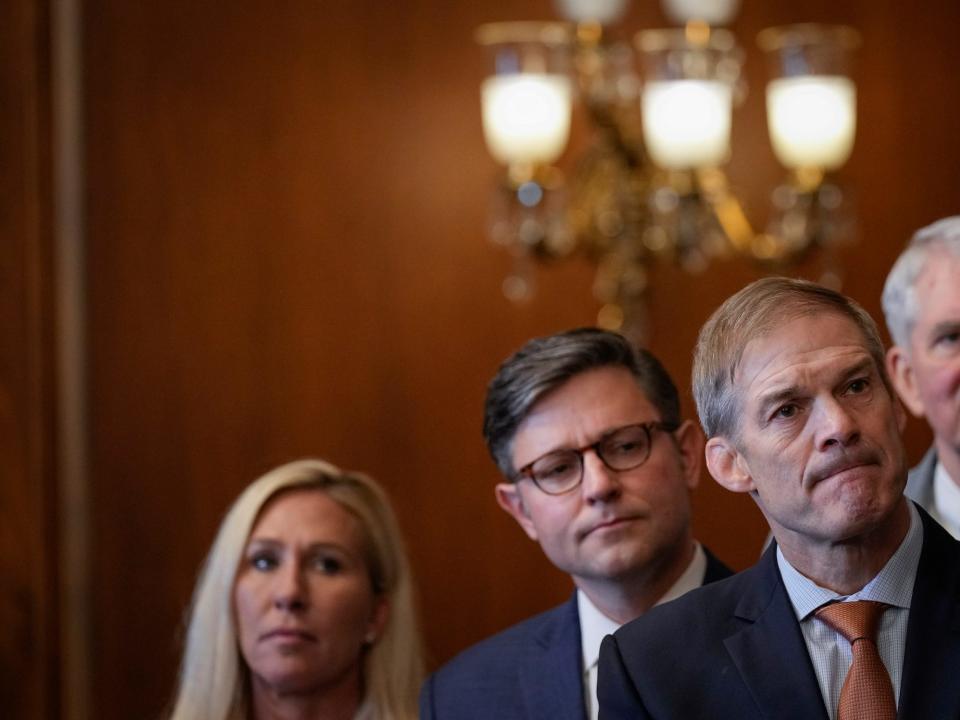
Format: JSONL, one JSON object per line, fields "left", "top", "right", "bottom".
{"left": 554, "top": 0, "right": 629, "bottom": 24}
{"left": 660, "top": 0, "right": 741, "bottom": 25}
{"left": 766, "top": 75, "right": 856, "bottom": 170}
{"left": 642, "top": 79, "right": 732, "bottom": 169}
{"left": 481, "top": 74, "right": 572, "bottom": 166}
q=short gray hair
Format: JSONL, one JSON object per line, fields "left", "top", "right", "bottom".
{"left": 693, "top": 277, "right": 889, "bottom": 440}
{"left": 882, "top": 216, "right": 960, "bottom": 347}
{"left": 483, "top": 328, "right": 681, "bottom": 478}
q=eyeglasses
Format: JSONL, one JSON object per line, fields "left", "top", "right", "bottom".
{"left": 513, "top": 421, "right": 679, "bottom": 495}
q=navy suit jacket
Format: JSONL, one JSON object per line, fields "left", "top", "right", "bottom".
{"left": 598, "top": 506, "right": 960, "bottom": 720}
{"left": 420, "top": 549, "right": 732, "bottom": 720}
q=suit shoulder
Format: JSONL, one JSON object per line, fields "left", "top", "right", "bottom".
{"left": 614, "top": 567, "right": 750, "bottom": 647}
{"left": 429, "top": 601, "right": 574, "bottom": 683}
{"left": 421, "top": 600, "right": 579, "bottom": 719}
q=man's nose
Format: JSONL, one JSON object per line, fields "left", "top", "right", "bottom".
{"left": 581, "top": 450, "right": 621, "bottom": 504}
{"left": 814, "top": 397, "right": 860, "bottom": 450}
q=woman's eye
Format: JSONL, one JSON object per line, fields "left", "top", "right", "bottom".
{"left": 250, "top": 553, "right": 278, "bottom": 571}
{"left": 312, "top": 555, "right": 343, "bottom": 574}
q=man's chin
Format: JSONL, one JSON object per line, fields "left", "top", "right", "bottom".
{"left": 782, "top": 501, "right": 905, "bottom": 546}
{"left": 577, "top": 544, "right": 653, "bottom": 581}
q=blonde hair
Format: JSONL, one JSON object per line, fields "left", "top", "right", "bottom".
{"left": 167, "top": 459, "right": 424, "bottom": 720}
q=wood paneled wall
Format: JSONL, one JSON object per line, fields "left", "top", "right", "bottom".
{"left": 0, "top": 0, "right": 58, "bottom": 717}
{"left": 3, "top": 0, "right": 960, "bottom": 717}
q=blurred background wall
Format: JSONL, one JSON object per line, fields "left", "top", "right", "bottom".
{"left": 3, "top": 0, "right": 959, "bottom": 717}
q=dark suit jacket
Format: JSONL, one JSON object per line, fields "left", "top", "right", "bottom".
{"left": 598, "top": 506, "right": 960, "bottom": 720}
{"left": 420, "top": 549, "right": 732, "bottom": 720}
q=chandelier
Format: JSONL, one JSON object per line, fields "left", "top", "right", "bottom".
{"left": 476, "top": 0, "right": 860, "bottom": 339}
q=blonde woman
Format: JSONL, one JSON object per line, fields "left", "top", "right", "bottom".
{"left": 168, "top": 459, "right": 423, "bottom": 720}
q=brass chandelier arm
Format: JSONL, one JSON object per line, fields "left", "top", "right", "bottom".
{"left": 693, "top": 166, "right": 851, "bottom": 268}
{"left": 694, "top": 167, "right": 756, "bottom": 255}
{"left": 476, "top": 14, "right": 860, "bottom": 339}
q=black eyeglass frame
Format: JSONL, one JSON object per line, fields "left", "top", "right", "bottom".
{"left": 512, "top": 420, "right": 680, "bottom": 496}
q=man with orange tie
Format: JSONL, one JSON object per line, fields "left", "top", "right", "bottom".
{"left": 598, "top": 277, "right": 960, "bottom": 720}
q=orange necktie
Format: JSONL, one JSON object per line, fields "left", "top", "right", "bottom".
{"left": 814, "top": 600, "right": 896, "bottom": 720}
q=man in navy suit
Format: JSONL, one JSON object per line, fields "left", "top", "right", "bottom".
{"left": 599, "top": 277, "right": 960, "bottom": 719}
{"left": 420, "top": 328, "right": 732, "bottom": 720}
{"left": 883, "top": 216, "right": 960, "bottom": 537}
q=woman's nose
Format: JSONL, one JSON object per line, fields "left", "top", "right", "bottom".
{"left": 272, "top": 562, "right": 308, "bottom": 611}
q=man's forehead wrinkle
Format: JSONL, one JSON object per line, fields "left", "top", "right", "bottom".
{"left": 728, "top": 307, "right": 814, "bottom": 387}
{"left": 734, "top": 300, "right": 835, "bottom": 354}
{"left": 756, "top": 382, "right": 802, "bottom": 410}
{"left": 741, "top": 344, "right": 875, "bottom": 398}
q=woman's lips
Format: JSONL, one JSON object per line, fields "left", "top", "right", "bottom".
{"left": 261, "top": 628, "right": 317, "bottom": 643}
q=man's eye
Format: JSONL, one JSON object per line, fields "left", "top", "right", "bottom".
{"left": 538, "top": 460, "right": 573, "bottom": 479}
{"left": 603, "top": 427, "right": 649, "bottom": 457}
{"left": 846, "top": 378, "right": 870, "bottom": 394}
{"left": 774, "top": 404, "right": 797, "bottom": 419}
{"left": 936, "top": 331, "right": 960, "bottom": 348}
{"left": 608, "top": 439, "right": 643, "bottom": 455}
{"left": 534, "top": 454, "right": 578, "bottom": 480}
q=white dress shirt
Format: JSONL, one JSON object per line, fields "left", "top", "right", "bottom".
{"left": 578, "top": 542, "right": 707, "bottom": 720}
{"left": 932, "top": 459, "right": 960, "bottom": 539}
{"left": 776, "top": 502, "right": 923, "bottom": 720}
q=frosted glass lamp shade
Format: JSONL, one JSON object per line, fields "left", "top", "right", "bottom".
{"left": 766, "top": 76, "right": 855, "bottom": 170}
{"left": 554, "top": 0, "right": 629, "bottom": 25}
{"left": 660, "top": 0, "right": 740, "bottom": 26}
{"left": 642, "top": 80, "right": 732, "bottom": 168}
{"left": 481, "top": 74, "right": 573, "bottom": 166}
{"left": 476, "top": 22, "right": 574, "bottom": 167}
{"left": 758, "top": 24, "right": 860, "bottom": 171}
{"left": 635, "top": 28, "right": 740, "bottom": 169}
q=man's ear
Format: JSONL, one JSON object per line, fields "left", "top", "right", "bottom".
{"left": 673, "top": 419, "right": 705, "bottom": 491}
{"left": 705, "top": 436, "right": 755, "bottom": 494}
{"left": 495, "top": 482, "right": 539, "bottom": 541}
{"left": 894, "top": 389, "right": 908, "bottom": 433}
{"left": 887, "top": 345, "right": 926, "bottom": 419}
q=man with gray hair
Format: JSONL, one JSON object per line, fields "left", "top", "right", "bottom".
{"left": 420, "top": 328, "right": 731, "bottom": 720}
{"left": 883, "top": 216, "right": 960, "bottom": 537}
{"left": 599, "top": 277, "right": 960, "bottom": 719}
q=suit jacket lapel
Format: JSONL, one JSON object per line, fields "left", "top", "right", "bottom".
{"left": 520, "top": 594, "right": 588, "bottom": 720}
{"left": 703, "top": 545, "right": 735, "bottom": 583}
{"left": 898, "top": 507, "right": 960, "bottom": 718}
{"left": 723, "top": 546, "right": 829, "bottom": 720}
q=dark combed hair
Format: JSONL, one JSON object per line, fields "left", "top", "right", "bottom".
{"left": 483, "top": 327, "right": 681, "bottom": 478}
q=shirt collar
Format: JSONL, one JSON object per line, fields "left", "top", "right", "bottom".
{"left": 776, "top": 501, "right": 923, "bottom": 621}
{"left": 578, "top": 542, "right": 707, "bottom": 671}
{"left": 933, "top": 459, "right": 960, "bottom": 533}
